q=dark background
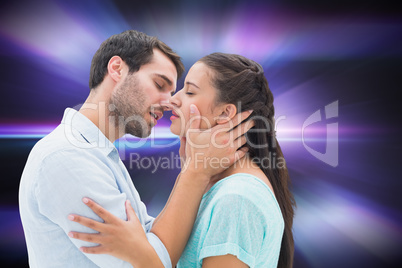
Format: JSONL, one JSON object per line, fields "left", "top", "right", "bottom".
{"left": 1, "top": 0, "right": 401, "bottom": 267}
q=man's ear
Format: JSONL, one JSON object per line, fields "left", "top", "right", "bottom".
{"left": 107, "top": 56, "right": 124, "bottom": 82}
{"left": 215, "top": 104, "right": 237, "bottom": 124}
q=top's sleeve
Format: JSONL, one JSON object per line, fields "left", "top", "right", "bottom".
{"left": 35, "top": 149, "right": 169, "bottom": 268}
{"left": 198, "top": 193, "right": 266, "bottom": 268}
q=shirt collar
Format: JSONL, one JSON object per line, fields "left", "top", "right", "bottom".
{"left": 61, "top": 108, "right": 118, "bottom": 158}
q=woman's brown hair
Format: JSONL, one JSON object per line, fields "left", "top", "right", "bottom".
{"left": 199, "top": 53, "right": 296, "bottom": 268}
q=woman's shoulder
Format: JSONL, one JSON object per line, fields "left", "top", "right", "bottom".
{"left": 208, "top": 173, "right": 272, "bottom": 195}
{"left": 203, "top": 173, "right": 280, "bottom": 213}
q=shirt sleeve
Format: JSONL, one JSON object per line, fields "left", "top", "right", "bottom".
{"left": 198, "top": 193, "right": 266, "bottom": 268}
{"left": 35, "top": 148, "right": 166, "bottom": 268}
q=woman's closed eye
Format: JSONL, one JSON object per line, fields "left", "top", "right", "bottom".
{"left": 185, "top": 91, "right": 194, "bottom": 95}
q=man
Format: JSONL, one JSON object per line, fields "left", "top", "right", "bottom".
{"left": 19, "top": 30, "right": 251, "bottom": 267}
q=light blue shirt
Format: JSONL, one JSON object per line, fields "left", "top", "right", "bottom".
{"left": 177, "top": 173, "right": 284, "bottom": 268}
{"left": 19, "top": 108, "right": 171, "bottom": 268}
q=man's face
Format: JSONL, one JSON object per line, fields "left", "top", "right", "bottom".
{"left": 110, "top": 49, "right": 177, "bottom": 138}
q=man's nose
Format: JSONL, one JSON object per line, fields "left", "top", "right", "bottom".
{"left": 159, "top": 93, "right": 172, "bottom": 110}
{"left": 159, "top": 92, "right": 171, "bottom": 103}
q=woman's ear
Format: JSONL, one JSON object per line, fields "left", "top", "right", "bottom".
{"left": 215, "top": 104, "right": 237, "bottom": 124}
{"left": 107, "top": 56, "right": 124, "bottom": 82}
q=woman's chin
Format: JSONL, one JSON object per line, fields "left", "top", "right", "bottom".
{"left": 169, "top": 125, "right": 181, "bottom": 136}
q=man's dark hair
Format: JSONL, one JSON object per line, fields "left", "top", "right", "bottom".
{"left": 89, "top": 30, "right": 184, "bottom": 89}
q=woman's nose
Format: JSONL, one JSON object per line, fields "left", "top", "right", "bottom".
{"left": 169, "top": 91, "right": 181, "bottom": 107}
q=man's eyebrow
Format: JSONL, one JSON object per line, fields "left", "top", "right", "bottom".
{"left": 186, "top": 81, "right": 200, "bottom": 89}
{"left": 154, "top": 73, "right": 173, "bottom": 86}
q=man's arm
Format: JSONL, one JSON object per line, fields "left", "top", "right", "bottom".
{"left": 37, "top": 149, "right": 136, "bottom": 268}
{"left": 68, "top": 170, "right": 207, "bottom": 268}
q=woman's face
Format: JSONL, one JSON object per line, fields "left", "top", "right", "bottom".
{"left": 169, "top": 62, "right": 224, "bottom": 136}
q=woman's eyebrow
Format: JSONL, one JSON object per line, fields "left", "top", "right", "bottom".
{"left": 186, "top": 81, "right": 200, "bottom": 89}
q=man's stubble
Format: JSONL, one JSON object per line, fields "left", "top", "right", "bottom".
{"left": 109, "top": 73, "right": 152, "bottom": 138}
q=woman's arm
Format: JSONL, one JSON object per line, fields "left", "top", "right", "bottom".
{"left": 151, "top": 137, "right": 185, "bottom": 228}
{"left": 150, "top": 107, "right": 252, "bottom": 266}
{"left": 202, "top": 255, "right": 249, "bottom": 268}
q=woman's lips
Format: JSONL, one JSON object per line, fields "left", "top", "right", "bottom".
{"left": 170, "top": 109, "right": 180, "bottom": 121}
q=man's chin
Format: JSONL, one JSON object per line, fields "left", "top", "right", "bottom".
{"left": 125, "top": 125, "right": 152, "bottom": 138}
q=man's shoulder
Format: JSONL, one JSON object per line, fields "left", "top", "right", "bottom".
{"left": 21, "top": 125, "right": 115, "bottom": 189}
{"left": 25, "top": 126, "right": 104, "bottom": 175}
{"left": 31, "top": 124, "right": 96, "bottom": 159}
{"left": 28, "top": 133, "right": 61, "bottom": 164}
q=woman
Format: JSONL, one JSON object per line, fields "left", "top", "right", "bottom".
{"left": 69, "top": 53, "right": 295, "bottom": 267}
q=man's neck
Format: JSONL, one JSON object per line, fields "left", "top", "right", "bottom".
{"left": 79, "top": 95, "right": 122, "bottom": 143}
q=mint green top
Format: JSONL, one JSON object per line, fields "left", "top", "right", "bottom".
{"left": 177, "top": 173, "right": 284, "bottom": 268}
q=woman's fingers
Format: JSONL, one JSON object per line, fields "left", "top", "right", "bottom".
{"left": 188, "top": 104, "right": 201, "bottom": 131}
{"left": 217, "top": 110, "right": 253, "bottom": 132}
{"left": 125, "top": 200, "right": 139, "bottom": 223}
{"left": 210, "top": 111, "right": 254, "bottom": 147}
{"left": 179, "top": 137, "right": 187, "bottom": 158}
{"left": 232, "top": 147, "right": 249, "bottom": 164}
{"left": 68, "top": 231, "right": 102, "bottom": 244}
{"left": 220, "top": 146, "right": 249, "bottom": 169}
{"left": 80, "top": 245, "right": 106, "bottom": 255}
{"left": 234, "top": 135, "right": 248, "bottom": 149}
{"left": 233, "top": 119, "right": 255, "bottom": 139}
{"left": 82, "top": 198, "right": 116, "bottom": 224}
{"left": 68, "top": 213, "right": 105, "bottom": 232}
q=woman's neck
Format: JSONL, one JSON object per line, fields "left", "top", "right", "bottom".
{"left": 204, "top": 154, "right": 261, "bottom": 194}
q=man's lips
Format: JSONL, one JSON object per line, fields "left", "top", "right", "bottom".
{"left": 150, "top": 110, "right": 163, "bottom": 121}
{"left": 155, "top": 104, "right": 180, "bottom": 121}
